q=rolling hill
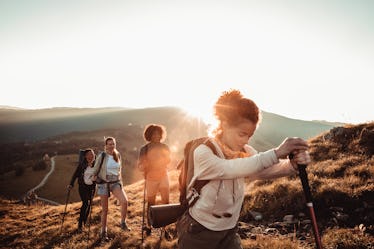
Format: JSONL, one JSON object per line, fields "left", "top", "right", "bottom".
{"left": 0, "top": 106, "right": 339, "bottom": 145}
{"left": 0, "top": 106, "right": 339, "bottom": 177}
{"left": 0, "top": 107, "right": 198, "bottom": 144}
{"left": 0, "top": 122, "right": 373, "bottom": 249}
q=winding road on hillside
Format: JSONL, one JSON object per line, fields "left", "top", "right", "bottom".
{"left": 25, "top": 157, "right": 60, "bottom": 205}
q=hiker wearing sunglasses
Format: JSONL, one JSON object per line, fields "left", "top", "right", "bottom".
{"left": 177, "top": 89, "right": 311, "bottom": 249}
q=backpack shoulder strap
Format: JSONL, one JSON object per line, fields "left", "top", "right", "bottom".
{"left": 183, "top": 138, "right": 220, "bottom": 208}
{"left": 180, "top": 137, "right": 221, "bottom": 206}
{"left": 204, "top": 139, "right": 219, "bottom": 157}
{"left": 191, "top": 138, "right": 219, "bottom": 194}
{"left": 97, "top": 152, "right": 106, "bottom": 174}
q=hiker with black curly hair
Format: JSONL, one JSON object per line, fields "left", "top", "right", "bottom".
{"left": 177, "top": 89, "right": 311, "bottom": 249}
{"left": 138, "top": 124, "right": 171, "bottom": 235}
{"left": 68, "top": 148, "right": 96, "bottom": 231}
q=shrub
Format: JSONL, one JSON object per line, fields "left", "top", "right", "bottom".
{"left": 32, "top": 160, "right": 47, "bottom": 171}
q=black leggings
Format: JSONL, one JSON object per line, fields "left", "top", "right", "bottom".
{"left": 78, "top": 184, "right": 95, "bottom": 225}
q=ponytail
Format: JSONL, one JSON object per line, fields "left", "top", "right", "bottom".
{"left": 113, "top": 149, "right": 120, "bottom": 163}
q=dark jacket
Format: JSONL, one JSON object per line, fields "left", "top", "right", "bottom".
{"left": 70, "top": 160, "right": 96, "bottom": 187}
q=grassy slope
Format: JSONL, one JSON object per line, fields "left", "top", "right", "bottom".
{"left": 1, "top": 170, "right": 311, "bottom": 249}
{"left": 1, "top": 168, "right": 372, "bottom": 249}
{"left": 1, "top": 123, "right": 373, "bottom": 248}
{"left": 250, "top": 111, "right": 339, "bottom": 152}
{"left": 37, "top": 154, "right": 145, "bottom": 204}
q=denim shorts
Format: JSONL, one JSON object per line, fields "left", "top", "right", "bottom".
{"left": 97, "top": 181, "right": 121, "bottom": 196}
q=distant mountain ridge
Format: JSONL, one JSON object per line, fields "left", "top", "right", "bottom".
{"left": 0, "top": 106, "right": 189, "bottom": 144}
{"left": 0, "top": 105, "right": 26, "bottom": 110}
{"left": 0, "top": 106, "right": 340, "bottom": 176}
{"left": 0, "top": 106, "right": 339, "bottom": 148}
{"left": 250, "top": 111, "right": 343, "bottom": 151}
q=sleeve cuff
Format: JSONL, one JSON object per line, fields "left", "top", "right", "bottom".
{"left": 262, "top": 149, "right": 279, "bottom": 169}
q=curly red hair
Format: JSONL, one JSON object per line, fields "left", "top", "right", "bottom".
{"left": 213, "top": 89, "right": 261, "bottom": 135}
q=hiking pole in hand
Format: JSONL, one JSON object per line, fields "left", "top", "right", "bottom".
{"left": 141, "top": 178, "right": 147, "bottom": 246}
{"left": 60, "top": 188, "right": 71, "bottom": 233}
{"left": 297, "top": 164, "right": 323, "bottom": 249}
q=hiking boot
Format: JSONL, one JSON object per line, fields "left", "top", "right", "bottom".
{"left": 100, "top": 231, "right": 109, "bottom": 242}
{"left": 164, "top": 229, "right": 172, "bottom": 240}
{"left": 143, "top": 226, "right": 151, "bottom": 236}
{"left": 121, "top": 221, "right": 131, "bottom": 231}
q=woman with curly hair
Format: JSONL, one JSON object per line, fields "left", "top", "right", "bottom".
{"left": 138, "top": 124, "right": 171, "bottom": 235}
{"left": 176, "top": 89, "right": 311, "bottom": 249}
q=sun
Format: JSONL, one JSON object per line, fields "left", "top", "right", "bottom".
{"left": 182, "top": 102, "right": 218, "bottom": 136}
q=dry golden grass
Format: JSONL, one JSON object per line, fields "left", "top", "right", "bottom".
{"left": 243, "top": 178, "right": 305, "bottom": 219}
{"left": 1, "top": 122, "right": 373, "bottom": 248}
{"left": 0, "top": 171, "right": 182, "bottom": 249}
{"left": 0, "top": 153, "right": 146, "bottom": 204}
{"left": 322, "top": 227, "right": 374, "bottom": 249}
{"left": 241, "top": 235, "right": 300, "bottom": 249}
{"left": 0, "top": 170, "right": 311, "bottom": 249}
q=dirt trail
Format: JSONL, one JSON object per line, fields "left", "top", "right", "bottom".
{"left": 24, "top": 157, "right": 61, "bottom": 205}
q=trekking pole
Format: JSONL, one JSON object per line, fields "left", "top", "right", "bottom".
{"left": 141, "top": 178, "right": 147, "bottom": 246}
{"left": 60, "top": 188, "right": 71, "bottom": 233}
{"left": 297, "top": 164, "right": 323, "bottom": 249}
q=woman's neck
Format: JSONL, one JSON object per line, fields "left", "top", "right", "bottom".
{"left": 215, "top": 137, "right": 250, "bottom": 159}
{"left": 218, "top": 135, "right": 235, "bottom": 151}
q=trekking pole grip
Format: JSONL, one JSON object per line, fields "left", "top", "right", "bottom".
{"left": 297, "top": 164, "right": 313, "bottom": 203}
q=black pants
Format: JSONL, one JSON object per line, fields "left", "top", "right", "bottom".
{"left": 78, "top": 184, "right": 95, "bottom": 226}
{"left": 177, "top": 212, "right": 242, "bottom": 249}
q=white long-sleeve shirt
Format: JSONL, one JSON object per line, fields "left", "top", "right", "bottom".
{"left": 189, "top": 139, "right": 297, "bottom": 231}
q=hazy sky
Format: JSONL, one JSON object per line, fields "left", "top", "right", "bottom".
{"left": 1, "top": 0, "right": 373, "bottom": 124}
